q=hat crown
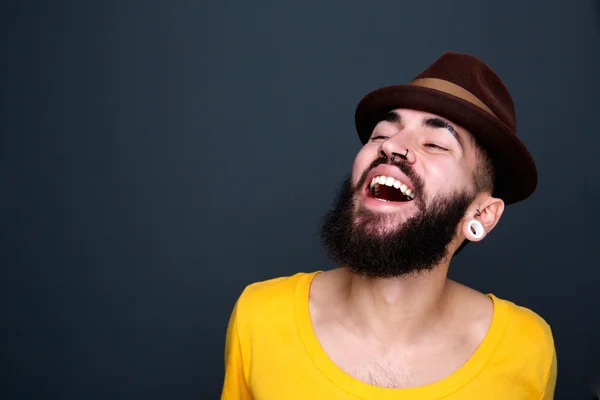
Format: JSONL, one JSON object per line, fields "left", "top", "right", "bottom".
{"left": 414, "top": 52, "right": 516, "bottom": 133}
{"left": 353, "top": 50, "right": 537, "bottom": 205}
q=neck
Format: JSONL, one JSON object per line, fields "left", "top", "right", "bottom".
{"left": 341, "top": 262, "right": 452, "bottom": 342}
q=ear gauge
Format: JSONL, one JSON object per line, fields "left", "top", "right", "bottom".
{"left": 467, "top": 220, "right": 484, "bottom": 239}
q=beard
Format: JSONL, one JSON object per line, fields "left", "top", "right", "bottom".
{"left": 319, "top": 159, "right": 476, "bottom": 279}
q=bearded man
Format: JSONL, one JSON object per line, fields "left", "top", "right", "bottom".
{"left": 220, "top": 52, "right": 557, "bottom": 400}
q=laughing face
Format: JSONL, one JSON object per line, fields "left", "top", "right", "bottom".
{"left": 320, "top": 108, "right": 501, "bottom": 278}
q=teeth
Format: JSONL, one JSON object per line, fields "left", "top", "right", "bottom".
{"left": 369, "top": 175, "right": 415, "bottom": 199}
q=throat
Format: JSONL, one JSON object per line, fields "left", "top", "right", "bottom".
{"left": 345, "top": 271, "right": 451, "bottom": 340}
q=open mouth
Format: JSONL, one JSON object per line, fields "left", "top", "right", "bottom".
{"left": 368, "top": 175, "right": 415, "bottom": 202}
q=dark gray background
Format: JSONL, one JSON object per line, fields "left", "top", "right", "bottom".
{"left": 3, "top": 1, "right": 599, "bottom": 399}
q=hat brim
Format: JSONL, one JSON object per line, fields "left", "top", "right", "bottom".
{"left": 354, "top": 85, "right": 537, "bottom": 205}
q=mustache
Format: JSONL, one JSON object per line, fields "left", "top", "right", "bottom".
{"left": 355, "top": 156, "right": 425, "bottom": 197}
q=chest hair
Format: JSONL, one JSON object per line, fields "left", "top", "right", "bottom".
{"left": 352, "top": 356, "right": 419, "bottom": 388}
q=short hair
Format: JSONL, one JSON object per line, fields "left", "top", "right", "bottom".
{"left": 472, "top": 143, "right": 495, "bottom": 195}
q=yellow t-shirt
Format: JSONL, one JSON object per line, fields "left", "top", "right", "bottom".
{"left": 221, "top": 271, "right": 557, "bottom": 400}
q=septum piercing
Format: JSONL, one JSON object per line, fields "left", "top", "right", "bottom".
{"left": 390, "top": 149, "right": 409, "bottom": 162}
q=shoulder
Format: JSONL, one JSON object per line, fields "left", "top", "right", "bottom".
{"left": 498, "top": 296, "right": 555, "bottom": 349}
{"left": 492, "top": 295, "right": 557, "bottom": 374}
{"left": 238, "top": 271, "right": 316, "bottom": 306}
{"left": 233, "top": 271, "right": 319, "bottom": 331}
{"left": 453, "top": 283, "right": 555, "bottom": 353}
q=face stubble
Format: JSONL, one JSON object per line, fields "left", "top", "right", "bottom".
{"left": 319, "top": 157, "right": 476, "bottom": 279}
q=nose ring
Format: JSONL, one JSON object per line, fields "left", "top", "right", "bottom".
{"left": 390, "top": 149, "right": 409, "bottom": 162}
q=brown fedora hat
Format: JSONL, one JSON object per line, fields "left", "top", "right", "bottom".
{"left": 354, "top": 51, "right": 537, "bottom": 205}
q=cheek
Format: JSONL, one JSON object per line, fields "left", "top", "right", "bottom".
{"left": 423, "top": 160, "right": 470, "bottom": 196}
{"left": 351, "top": 146, "right": 375, "bottom": 185}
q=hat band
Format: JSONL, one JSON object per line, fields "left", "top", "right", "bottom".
{"left": 409, "top": 78, "right": 497, "bottom": 118}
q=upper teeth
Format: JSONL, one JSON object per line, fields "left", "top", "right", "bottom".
{"left": 370, "top": 175, "right": 415, "bottom": 199}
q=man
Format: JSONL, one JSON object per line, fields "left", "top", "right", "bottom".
{"left": 220, "top": 52, "right": 557, "bottom": 399}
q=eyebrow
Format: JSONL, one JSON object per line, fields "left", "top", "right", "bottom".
{"left": 422, "top": 117, "right": 463, "bottom": 149}
{"left": 382, "top": 111, "right": 401, "bottom": 123}
{"left": 381, "top": 112, "right": 463, "bottom": 149}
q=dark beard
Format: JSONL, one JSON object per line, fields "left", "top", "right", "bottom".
{"left": 319, "top": 163, "right": 476, "bottom": 279}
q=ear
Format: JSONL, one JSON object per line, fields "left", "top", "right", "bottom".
{"left": 460, "top": 194, "right": 505, "bottom": 242}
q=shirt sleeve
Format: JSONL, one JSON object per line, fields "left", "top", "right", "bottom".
{"left": 540, "top": 348, "right": 558, "bottom": 400}
{"left": 220, "top": 299, "right": 253, "bottom": 400}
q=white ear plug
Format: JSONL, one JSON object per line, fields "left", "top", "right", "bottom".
{"left": 467, "top": 220, "right": 484, "bottom": 239}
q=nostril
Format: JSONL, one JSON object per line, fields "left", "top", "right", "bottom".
{"left": 391, "top": 151, "right": 408, "bottom": 161}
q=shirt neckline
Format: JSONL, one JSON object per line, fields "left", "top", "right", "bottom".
{"left": 294, "top": 271, "right": 508, "bottom": 400}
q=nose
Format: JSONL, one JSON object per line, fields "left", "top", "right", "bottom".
{"left": 379, "top": 137, "right": 416, "bottom": 164}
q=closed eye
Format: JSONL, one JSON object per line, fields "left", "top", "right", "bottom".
{"left": 371, "top": 135, "right": 389, "bottom": 141}
{"left": 425, "top": 143, "right": 449, "bottom": 151}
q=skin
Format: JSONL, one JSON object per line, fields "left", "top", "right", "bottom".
{"left": 309, "top": 108, "right": 506, "bottom": 388}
